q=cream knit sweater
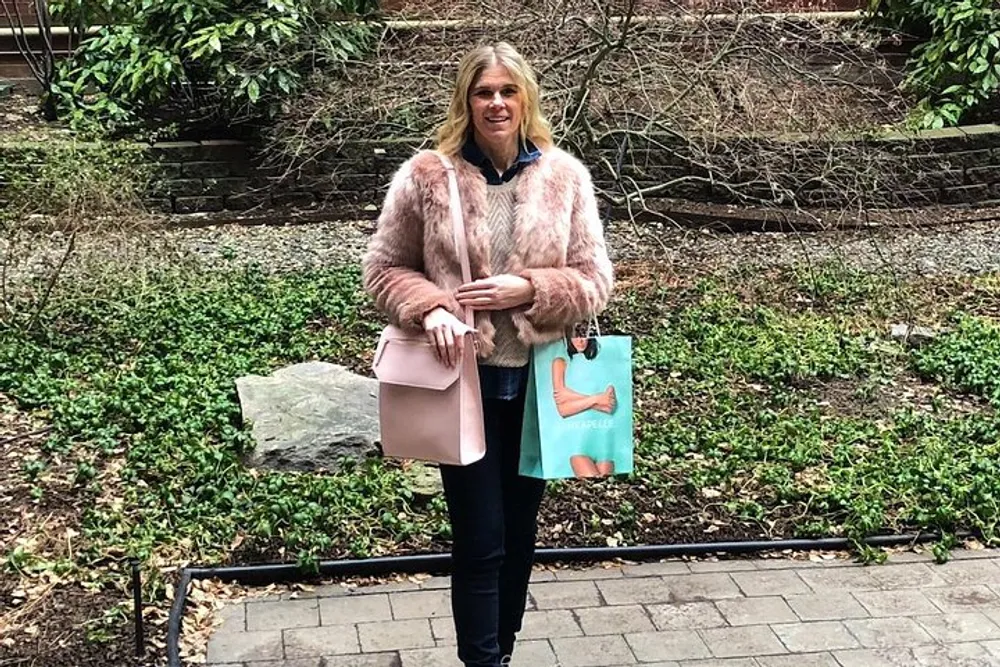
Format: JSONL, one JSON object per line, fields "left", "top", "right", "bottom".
{"left": 481, "top": 176, "right": 530, "bottom": 367}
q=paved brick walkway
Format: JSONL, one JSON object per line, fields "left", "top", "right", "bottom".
{"left": 203, "top": 550, "right": 1000, "bottom": 666}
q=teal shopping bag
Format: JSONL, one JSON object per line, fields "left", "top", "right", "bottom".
{"left": 519, "top": 334, "right": 634, "bottom": 480}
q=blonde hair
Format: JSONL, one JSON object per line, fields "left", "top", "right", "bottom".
{"left": 436, "top": 42, "right": 553, "bottom": 156}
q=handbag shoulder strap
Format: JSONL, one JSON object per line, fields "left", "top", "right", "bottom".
{"left": 436, "top": 152, "right": 474, "bottom": 328}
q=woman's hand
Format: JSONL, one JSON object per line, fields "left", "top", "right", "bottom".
{"left": 455, "top": 274, "right": 535, "bottom": 311}
{"left": 422, "top": 307, "right": 473, "bottom": 367}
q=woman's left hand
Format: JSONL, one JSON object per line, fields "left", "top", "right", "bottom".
{"left": 456, "top": 274, "right": 534, "bottom": 311}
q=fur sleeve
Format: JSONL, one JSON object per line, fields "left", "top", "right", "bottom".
{"left": 362, "top": 159, "right": 456, "bottom": 331}
{"left": 519, "top": 162, "right": 614, "bottom": 330}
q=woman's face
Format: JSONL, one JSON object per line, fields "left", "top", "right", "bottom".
{"left": 468, "top": 63, "right": 523, "bottom": 152}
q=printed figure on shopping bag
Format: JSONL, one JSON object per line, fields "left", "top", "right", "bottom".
{"left": 520, "top": 330, "right": 633, "bottom": 480}
{"left": 553, "top": 337, "right": 618, "bottom": 419}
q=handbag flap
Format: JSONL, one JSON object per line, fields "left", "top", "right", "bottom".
{"left": 373, "top": 329, "right": 461, "bottom": 390}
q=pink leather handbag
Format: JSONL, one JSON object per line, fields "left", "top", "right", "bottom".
{"left": 371, "top": 153, "right": 486, "bottom": 466}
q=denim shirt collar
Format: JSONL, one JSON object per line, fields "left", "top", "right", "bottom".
{"left": 461, "top": 135, "right": 541, "bottom": 185}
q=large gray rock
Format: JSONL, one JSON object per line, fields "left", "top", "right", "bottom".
{"left": 236, "top": 361, "right": 381, "bottom": 472}
{"left": 890, "top": 323, "right": 939, "bottom": 347}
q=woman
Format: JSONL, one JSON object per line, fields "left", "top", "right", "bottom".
{"left": 361, "top": 42, "right": 614, "bottom": 667}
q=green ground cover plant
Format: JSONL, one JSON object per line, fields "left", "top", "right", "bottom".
{"left": 3, "top": 249, "right": 1000, "bottom": 660}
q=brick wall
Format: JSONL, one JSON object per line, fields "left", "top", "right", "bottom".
{"left": 142, "top": 125, "right": 1000, "bottom": 219}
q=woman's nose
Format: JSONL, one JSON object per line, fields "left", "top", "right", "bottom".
{"left": 490, "top": 92, "right": 504, "bottom": 106}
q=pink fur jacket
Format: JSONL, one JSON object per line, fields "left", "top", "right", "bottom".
{"left": 361, "top": 146, "right": 614, "bottom": 358}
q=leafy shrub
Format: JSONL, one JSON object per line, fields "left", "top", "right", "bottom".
{"left": 50, "top": 0, "right": 377, "bottom": 135}
{"left": 868, "top": 0, "right": 1000, "bottom": 128}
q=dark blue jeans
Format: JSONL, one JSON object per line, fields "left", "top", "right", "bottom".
{"left": 438, "top": 387, "right": 547, "bottom": 667}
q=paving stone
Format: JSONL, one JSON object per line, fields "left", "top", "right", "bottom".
{"left": 698, "top": 626, "right": 787, "bottom": 658}
{"left": 398, "top": 645, "right": 461, "bottom": 666}
{"left": 687, "top": 560, "right": 758, "bottom": 574}
{"left": 770, "top": 621, "right": 859, "bottom": 652}
{"left": 389, "top": 590, "right": 452, "bottom": 620}
{"left": 509, "top": 639, "right": 559, "bottom": 667}
{"left": 284, "top": 624, "right": 360, "bottom": 657}
{"left": 715, "top": 596, "right": 797, "bottom": 626}
{"left": 288, "top": 584, "right": 353, "bottom": 599}
{"left": 645, "top": 602, "right": 728, "bottom": 631}
{"left": 951, "top": 548, "right": 1000, "bottom": 560}
{"left": 244, "top": 659, "right": 321, "bottom": 667}
{"left": 624, "top": 630, "right": 711, "bottom": 662}
{"left": 982, "top": 640, "right": 1000, "bottom": 658}
{"left": 885, "top": 551, "right": 934, "bottom": 563}
{"left": 755, "top": 653, "right": 839, "bottom": 666}
{"left": 730, "top": 570, "right": 811, "bottom": 597}
{"left": 419, "top": 576, "right": 451, "bottom": 590}
{"left": 925, "top": 585, "right": 1000, "bottom": 612}
{"left": 753, "top": 559, "right": 825, "bottom": 570}
{"left": 853, "top": 590, "right": 940, "bottom": 617}
{"left": 674, "top": 660, "right": 754, "bottom": 667}
{"left": 430, "top": 617, "right": 454, "bottom": 641}
{"left": 797, "top": 568, "right": 880, "bottom": 593}
{"left": 322, "top": 655, "right": 403, "bottom": 667}
{"left": 530, "top": 569, "right": 558, "bottom": 583}
{"left": 599, "top": 578, "right": 676, "bottom": 605}
{"left": 833, "top": 647, "right": 919, "bottom": 667}
{"left": 933, "top": 559, "right": 1000, "bottom": 586}
{"left": 550, "top": 634, "right": 637, "bottom": 666}
{"left": 575, "top": 605, "right": 655, "bottom": 635}
{"left": 353, "top": 580, "right": 424, "bottom": 594}
{"left": 911, "top": 642, "right": 996, "bottom": 667}
{"left": 868, "top": 564, "right": 947, "bottom": 589}
{"left": 621, "top": 561, "right": 690, "bottom": 577}
{"left": 206, "top": 629, "right": 283, "bottom": 663}
{"left": 213, "top": 602, "right": 247, "bottom": 634}
{"left": 517, "top": 609, "right": 584, "bottom": 640}
{"left": 246, "top": 599, "right": 320, "bottom": 631}
{"left": 357, "top": 619, "right": 435, "bottom": 652}
{"left": 915, "top": 612, "right": 1000, "bottom": 642}
{"left": 529, "top": 581, "right": 603, "bottom": 609}
{"left": 321, "top": 594, "right": 392, "bottom": 624}
{"left": 843, "top": 617, "right": 933, "bottom": 648}
{"left": 784, "top": 592, "right": 869, "bottom": 621}
{"left": 658, "top": 574, "right": 743, "bottom": 602}
{"left": 553, "top": 566, "right": 625, "bottom": 580}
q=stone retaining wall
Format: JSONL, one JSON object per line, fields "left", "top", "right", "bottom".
{"left": 141, "top": 125, "right": 1000, "bottom": 218}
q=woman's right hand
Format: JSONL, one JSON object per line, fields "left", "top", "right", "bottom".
{"left": 422, "top": 307, "right": 473, "bottom": 367}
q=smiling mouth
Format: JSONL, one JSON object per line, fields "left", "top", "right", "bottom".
{"left": 486, "top": 117, "right": 509, "bottom": 124}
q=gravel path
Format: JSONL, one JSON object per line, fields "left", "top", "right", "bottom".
{"left": 153, "top": 214, "right": 1000, "bottom": 278}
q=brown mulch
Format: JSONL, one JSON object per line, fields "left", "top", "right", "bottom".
{"left": 0, "top": 88, "right": 54, "bottom": 138}
{"left": 0, "top": 581, "right": 133, "bottom": 667}
{"left": 0, "top": 393, "right": 152, "bottom": 667}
